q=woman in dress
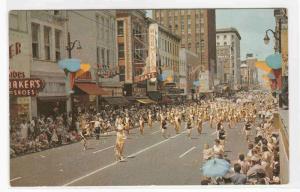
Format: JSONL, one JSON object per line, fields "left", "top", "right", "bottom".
{"left": 139, "top": 116, "right": 145, "bottom": 135}
{"left": 148, "top": 111, "right": 153, "bottom": 128}
{"left": 114, "top": 120, "right": 127, "bottom": 161}
{"left": 197, "top": 116, "right": 203, "bottom": 135}
{"left": 186, "top": 118, "right": 192, "bottom": 138}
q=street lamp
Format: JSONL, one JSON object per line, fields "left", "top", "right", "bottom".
{"left": 263, "top": 29, "right": 280, "bottom": 53}
{"left": 66, "top": 32, "right": 82, "bottom": 58}
{"left": 65, "top": 32, "right": 82, "bottom": 130}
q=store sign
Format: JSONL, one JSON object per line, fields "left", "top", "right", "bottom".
{"left": 9, "top": 42, "right": 21, "bottom": 59}
{"left": 134, "top": 72, "right": 157, "bottom": 83}
{"left": 124, "top": 17, "right": 133, "bottom": 84}
{"left": 9, "top": 71, "right": 45, "bottom": 96}
{"left": 148, "top": 24, "right": 158, "bottom": 73}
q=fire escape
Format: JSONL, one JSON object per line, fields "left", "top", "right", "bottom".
{"left": 132, "top": 18, "right": 148, "bottom": 79}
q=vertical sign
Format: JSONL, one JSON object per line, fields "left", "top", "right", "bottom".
{"left": 124, "top": 17, "right": 133, "bottom": 83}
{"left": 148, "top": 24, "right": 158, "bottom": 73}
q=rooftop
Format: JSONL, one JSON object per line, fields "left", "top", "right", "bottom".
{"left": 216, "top": 27, "right": 241, "bottom": 40}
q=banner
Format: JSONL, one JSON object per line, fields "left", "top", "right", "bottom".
{"left": 124, "top": 17, "right": 133, "bottom": 83}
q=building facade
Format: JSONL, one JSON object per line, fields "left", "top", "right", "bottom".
{"left": 67, "top": 10, "right": 122, "bottom": 109}
{"left": 216, "top": 45, "right": 231, "bottom": 85}
{"left": 152, "top": 9, "right": 216, "bottom": 92}
{"left": 179, "top": 49, "right": 200, "bottom": 99}
{"left": 9, "top": 11, "right": 33, "bottom": 120}
{"left": 29, "top": 11, "right": 68, "bottom": 117}
{"left": 146, "top": 21, "right": 181, "bottom": 99}
{"left": 274, "top": 8, "right": 288, "bottom": 107}
{"left": 216, "top": 27, "right": 241, "bottom": 89}
{"left": 116, "top": 10, "right": 149, "bottom": 98}
{"left": 245, "top": 53, "right": 258, "bottom": 89}
{"left": 240, "top": 61, "right": 249, "bottom": 89}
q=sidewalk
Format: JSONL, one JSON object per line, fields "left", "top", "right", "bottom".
{"left": 278, "top": 108, "right": 289, "bottom": 135}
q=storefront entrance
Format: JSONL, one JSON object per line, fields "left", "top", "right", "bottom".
{"left": 37, "top": 97, "right": 67, "bottom": 117}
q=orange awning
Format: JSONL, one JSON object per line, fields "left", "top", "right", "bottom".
{"left": 76, "top": 83, "right": 107, "bottom": 95}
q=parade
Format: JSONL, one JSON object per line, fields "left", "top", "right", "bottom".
{"left": 8, "top": 8, "right": 289, "bottom": 187}
{"left": 10, "top": 91, "right": 281, "bottom": 185}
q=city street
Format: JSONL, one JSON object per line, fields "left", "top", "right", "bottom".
{"left": 10, "top": 120, "right": 250, "bottom": 186}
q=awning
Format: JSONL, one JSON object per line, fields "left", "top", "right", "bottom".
{"left": 136, "top": 98, "right": 157, "bottom": 104}
{"left": 103, "top": 97, "right": 129, "bottom": 105}
{"left": 76, "top": 83, "right": 107, "bottom": 96}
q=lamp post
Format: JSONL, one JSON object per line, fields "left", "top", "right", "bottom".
{"left": 263, "top": 29, "right": 281, "bottom": 53}
{"left": 263, "top": 26, "right": 282, "bottom": 107}
{"left": 65, "top": 32, "right": 82, "bottom": 130}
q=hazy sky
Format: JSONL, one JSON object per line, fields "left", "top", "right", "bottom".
{"left": 147, "top": 9, "right": 276, "bottom": 61}
{"left": 216, "top": 9, "right": 276, "bottom": 60}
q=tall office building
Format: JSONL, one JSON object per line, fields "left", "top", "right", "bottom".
{"left": 216, "top": 27, "right": 241, "bottom": 88}
{"left": 152, "top": 9, "right": 216, "bottom": 91}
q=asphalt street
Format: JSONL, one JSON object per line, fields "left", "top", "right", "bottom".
{"left": 10, "top": 120, "right": 250, "bottom": 186}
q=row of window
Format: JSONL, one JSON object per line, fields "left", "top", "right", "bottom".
{"left": 95, "top": 14, "right": 116, "bottom": 43}
{"left": 158, "top": 37, "right": 179, "bottom": 56}
{"left": 96, "top": 46, "right": 112, "bottom": 67}
{"left": 155, "top": 10, "right": 204, "bottom": 17}
{"left": 31, "top": 23, "right": 62, "bottom": 61}
{"left": 217, "top": 34, "right": 235, "bottom": 40}
{"left": 160, "top": 55, "right": 179, "bottom": 72}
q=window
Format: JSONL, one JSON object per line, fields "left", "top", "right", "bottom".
{"left": 180, "top": 10, "right": 185, "bottom": 15}
{"left": 217, "top": 35, "right": 219, "bottom": 39}
{"left": 117, "top": 20, "right": 124, "bottom": 36}
{"left": 200, "top": 17, "right": 204, "bottom": 23}
{"left": 188, "top": 26, "right": 191, "bottom": 34}
{"left": 174, "top": 16, "right": 178, "bottom": 21}
{"left": 54, "top": 10, "right": 60, "bottom": 15}
{"left": 217, "top": 42, "right": 220, "bottom": 46}
{"left": 224, "top": 35, "right": 227, "bottom": 39}
{"left": 232, "top": 34, "right": 234, "bottom": 39}
{"left": 224, "top": 42, "right": 227, "bottom": 45}
{"left": 97, "top": 47, "right": 100, "bottom": 64}
{"left": 101, "top": 48, "right": 105, "bottom": 65}
{"left": 55, "top": 29, "right": 61, "bottom": 61}
{"left": 107, "top": 49, "right": 110, "bottom": 67}
{"left": 44, "top": 26, "right": 51, "bottom": 60}
{"left": 118, "top": 43, "right": 124, "bottom": 58}
{"left": 119, "top": 66, "right": 125, "bottom": 81}
{"left": 31, "top": 23, "right": 40, "bottom": 59}
{"left": 181, "top": 22, "right": 185, "bottom": 32}
{"left": 101, "top": 17, "right": 104, "bottom": 39}
{"left": 156, "top": 11, "right": 160, "bottom": 17}
{"left": 187, "top": 15, "right": 191, "bottom": 20}
{"left": 188, "top": 43, "right": 191, "bottom": 50}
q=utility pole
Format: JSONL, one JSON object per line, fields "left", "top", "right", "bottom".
{"left": 66, "top": 31, "right": 82, "bottom": 130}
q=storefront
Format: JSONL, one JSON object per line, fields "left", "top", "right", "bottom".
{"left": 30, "top": 73, "right": 67, "bottom": 117}
{"left": 9, "top": 72, "right": 45, "bottom": 120}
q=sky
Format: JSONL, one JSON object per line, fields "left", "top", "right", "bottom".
{"left": 147, "top": 9, "right": 276, "bottom": 61}
{"left": 216, "top": 9, "right": 276, "bottom": 61}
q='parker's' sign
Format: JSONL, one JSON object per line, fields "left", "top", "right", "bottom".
{"left": 9, "top": 78, "right": 45, "bottom": 96}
